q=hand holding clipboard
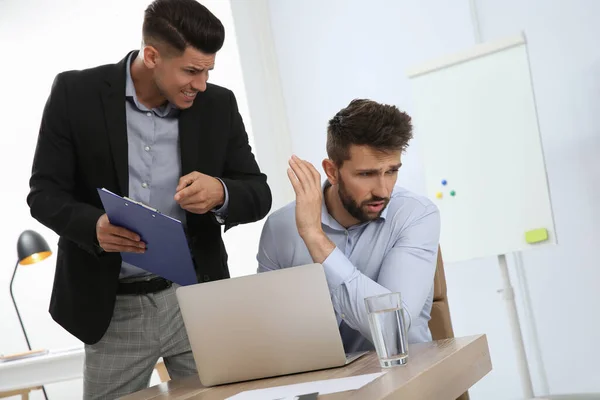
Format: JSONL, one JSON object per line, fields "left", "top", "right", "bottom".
{"left": 96, "top": 213, "right": 147, "bottom": 254}
{"left": 97, "top": 188, "right": 197, "bottom": 286}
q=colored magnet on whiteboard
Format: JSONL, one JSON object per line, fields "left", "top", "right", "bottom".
{"left": 525, "top": 228, "right": 548, "bottom": 244}
{"left": 450, "top": 190, "right": 456, "bottom": 196}
{"left": 435, "top": 192, "right": 443, "bottom": 199}
{"left": 441, "top": 179, "right": 447, "bottom": 186}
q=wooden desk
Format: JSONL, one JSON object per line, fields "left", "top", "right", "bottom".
{"left": 124, "top": 334, "right": 491, "bottom": 400}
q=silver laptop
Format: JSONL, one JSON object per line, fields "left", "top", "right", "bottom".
{"left": 176, "top": 263, "right": 367, "bottom": 387}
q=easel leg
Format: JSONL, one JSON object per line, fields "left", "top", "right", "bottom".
{"left": 498, "top": 254, "right": 535, "bottom": 399}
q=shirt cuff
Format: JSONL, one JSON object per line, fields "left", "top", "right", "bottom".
{"left": 321, "top": 247, "right": 356, "bottom": 290}
{"left": 212, "top": 178, "right": 229, "bottom": 221}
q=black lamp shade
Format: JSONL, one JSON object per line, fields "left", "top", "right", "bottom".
{"left": 17, "top": 230, "right": 52, "bottom": 265}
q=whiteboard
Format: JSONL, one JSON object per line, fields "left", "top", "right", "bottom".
{"left": 407, "top": 34, "right": 556, "bottom": 263}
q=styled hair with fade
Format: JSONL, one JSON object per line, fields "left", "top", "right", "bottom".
{"left": 142, "top": 0, "right": 225, "bottom": 56}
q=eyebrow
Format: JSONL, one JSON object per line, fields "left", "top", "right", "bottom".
{"left": 184, "top": 66, "right": 214, "bottom": 72}
{"left": 355, "top": 163, "right": 402, "bottom": 174}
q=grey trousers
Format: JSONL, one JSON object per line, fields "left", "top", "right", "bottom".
{"left": 83, "top": 285, "right": 197, "bottom": 399}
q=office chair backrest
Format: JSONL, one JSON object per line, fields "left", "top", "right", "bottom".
{"left": 429, "top": 246, "right": 455, "bottom": 340}
{"left": 428, "top": 246, "right": 470, "bottom": 400}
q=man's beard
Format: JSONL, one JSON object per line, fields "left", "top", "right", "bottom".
{"left": 337, "top": 176, "right": 389, "bottom": 223}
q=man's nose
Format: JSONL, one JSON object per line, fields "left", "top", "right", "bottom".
{"left": 372, "top": 176, "right": 390, "bottom": 199}
{"left": 191, "top": 74, "right": 208, "bottom": 92}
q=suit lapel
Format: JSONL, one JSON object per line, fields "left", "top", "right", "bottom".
{"left": 178, "top": 90, "right": 217, "bottom": 176}
{"left": 101, "top": 53, "right": 132, "bottom": 196}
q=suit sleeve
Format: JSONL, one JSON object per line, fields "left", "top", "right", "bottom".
{"left": 27, "top": 73, "right": 104, "bottom": 255}
{"left": 219, "top": 91, "right": 272, "bottom": 230}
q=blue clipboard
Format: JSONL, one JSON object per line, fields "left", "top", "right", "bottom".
{"left": 97, "top": 188, "right": 197, "bottom": 286}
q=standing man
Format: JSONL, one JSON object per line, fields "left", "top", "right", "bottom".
{"left": 27, "top": 0, "right": 271, "bottom": 398}
{"left": 257, "top": 99, "right": 440, "bottom": 352}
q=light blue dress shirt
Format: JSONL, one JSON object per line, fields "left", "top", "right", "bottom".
{"left": 120, "top": 53, "right": 228, "bottom": 279}
{"left": 257, "top": 183, "right": 440, "bottom": 352}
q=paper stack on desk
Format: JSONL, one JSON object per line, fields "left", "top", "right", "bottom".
{"left": 226, "top": 372, "right": 385, "bottom": 400}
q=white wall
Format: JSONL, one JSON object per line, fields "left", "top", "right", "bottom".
{"left": 473, "top": 0, "right": 600, "bottom": 395}
{"left": 266, "top": 0, "right": 600, "bottom": 398}
{"left": 267, "top": 0, "right": 478, "bottom": 195}
{"left": 0, "top": 0, "right": 263, "bottom": 397}
{"left": 229, "top": 0, "right": 294, "bottom": 213}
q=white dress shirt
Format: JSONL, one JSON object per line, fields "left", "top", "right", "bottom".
{"left": 257, "top": 183, "right": 441, "bottom": 352}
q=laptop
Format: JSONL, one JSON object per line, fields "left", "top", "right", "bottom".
{"left": 176, "top": 263, "right": 367, "bottom": 386}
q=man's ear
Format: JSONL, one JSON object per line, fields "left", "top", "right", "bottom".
{"left": 322, "top": 159, "right": 339, "bottom": 185}
{"left": 142, "top": 45, "right": 160, "bottom": 69}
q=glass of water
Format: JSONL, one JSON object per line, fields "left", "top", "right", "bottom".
{"left": 365, "top": 292, "right": 409, "bottom": 368}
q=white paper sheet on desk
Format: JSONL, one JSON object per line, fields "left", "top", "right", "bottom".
{"left": 225, "top": 372, "right": 385, "bottom": 400}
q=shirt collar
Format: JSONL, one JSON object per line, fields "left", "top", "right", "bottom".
{"left": 125, "top": 52, "right": 177, "bottom": 117}
{"left": 125, "top": 52, "right": 136, "bottom": 99}
{"left": 320, "top": 180, "right": 389, "bottom": 231}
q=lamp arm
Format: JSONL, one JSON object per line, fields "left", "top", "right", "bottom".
{"left": 10, "top": 260, "right": 32, "bottom": 351}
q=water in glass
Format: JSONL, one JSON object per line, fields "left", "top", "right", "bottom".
{"left": 366, "top": 293, "right": 409, "bottom": 368}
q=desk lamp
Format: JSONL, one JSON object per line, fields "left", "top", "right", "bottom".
{"left": 11, "top": 229, "right": 52, "bottom": 399}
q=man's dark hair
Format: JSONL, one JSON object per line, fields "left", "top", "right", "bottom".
{"left": 326, "top": 99, "right": 413, "bottom": 167}
{"left": 143, "top": 0, "right": 225, "bottom": 56}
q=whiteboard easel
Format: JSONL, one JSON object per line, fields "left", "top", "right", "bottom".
{"left": 408, "top": 33, "right": 556, "bottom": 399}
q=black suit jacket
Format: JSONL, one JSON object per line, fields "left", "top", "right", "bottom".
{"left": 27, "top": 52, "right": 272, "bottom": 345}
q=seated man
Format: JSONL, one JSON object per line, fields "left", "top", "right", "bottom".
{"left": 257, "top": 99, "right": 441, "bottom": 352}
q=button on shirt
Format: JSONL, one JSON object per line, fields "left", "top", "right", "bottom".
{"left": 120, "top": 54, "right": 229, "bottom": 279}
{"left": 257, "top": 184, "right": 441, "bottom": 352}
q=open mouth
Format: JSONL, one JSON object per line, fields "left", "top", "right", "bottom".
{"left": 365, "top": 202, "right": 385, "bottom": 213}
{"left": 182, "top": 90, "right": 197, "bottom": 101}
